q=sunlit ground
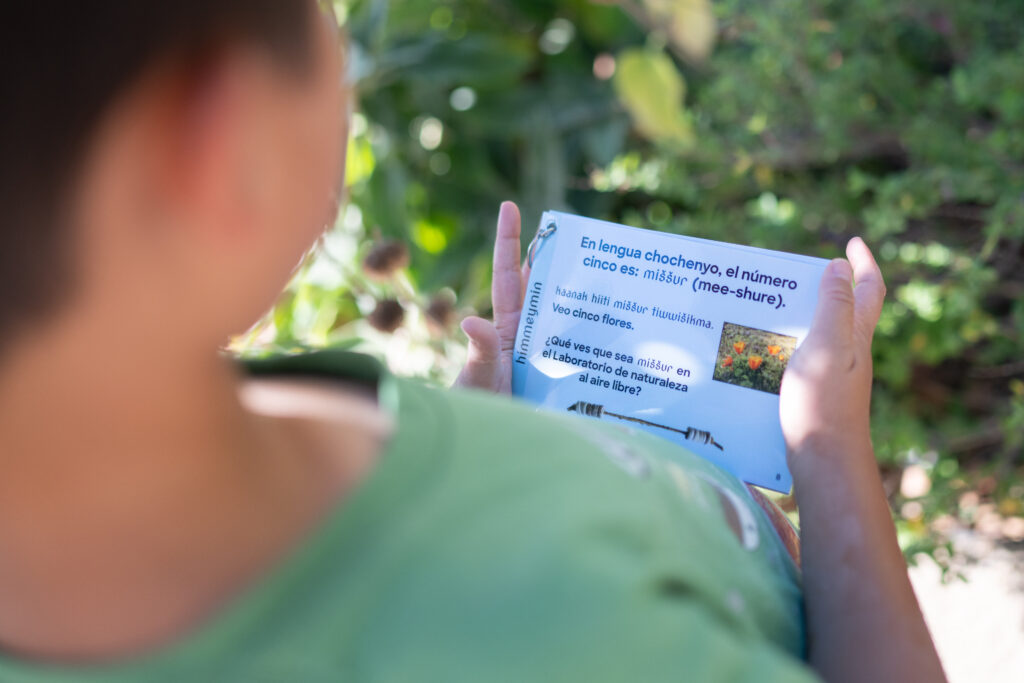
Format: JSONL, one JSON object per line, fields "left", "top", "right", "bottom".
{"left": 911, "top": 528, "right": 1024, "bottom": 682}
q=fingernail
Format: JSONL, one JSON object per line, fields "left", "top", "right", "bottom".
{"left": 499, "top": 201, "right": 519, "bottom": 219}
{"left": 827, "top": 258, "right": 851, "bottom": 280}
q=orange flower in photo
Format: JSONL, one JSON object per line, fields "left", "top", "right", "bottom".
{"left": 713, "top": 323, "right": 797, "bottom": 396}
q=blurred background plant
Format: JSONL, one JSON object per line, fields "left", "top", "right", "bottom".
{"left": 233, "top": 0, "right": 1024, "bottom": 573}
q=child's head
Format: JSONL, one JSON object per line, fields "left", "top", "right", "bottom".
{"left": 0, "top": 1, "right": 348, "bottom": 355}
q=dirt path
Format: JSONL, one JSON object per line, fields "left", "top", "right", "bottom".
{"left": 909, "top": 532, "right": 1024, "bottom": 682}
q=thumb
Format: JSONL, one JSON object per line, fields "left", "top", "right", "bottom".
{"left": 455, "top": 317, "right": 503, "bottom": 389}
{"left": 807, "top": 258, "right": 855, "bottom": 346}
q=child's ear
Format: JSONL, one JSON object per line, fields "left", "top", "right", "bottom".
{"left": 161, "top": 47, "right": 273, "bottom": 245}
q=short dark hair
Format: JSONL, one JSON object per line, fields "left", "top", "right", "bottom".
{"left": 0, "top": 2, "right": 315, "bottom": 343}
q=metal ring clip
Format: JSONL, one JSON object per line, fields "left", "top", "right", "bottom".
{"left": 527, "top": 220, "right": 558, "bottom": 268}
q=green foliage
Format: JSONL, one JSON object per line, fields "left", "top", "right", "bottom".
{"left": 613, "top": 49, "right": 694, "bottom": 146}
{"left": 249, "top": 0, "right": 1024, "bottom": 563}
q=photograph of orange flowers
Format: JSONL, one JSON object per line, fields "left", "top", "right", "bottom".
{"left": 712, "top": 322, "right": 797, "bottom": 396}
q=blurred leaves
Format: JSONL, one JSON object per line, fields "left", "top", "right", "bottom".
{"left": 242, "top": 0, "right": 1024, "bottom": 567}
{"left": 644, "top": 0, "right": 717, "bottom": 62}
{"left": 613, "top": 49, "right": 695, "bottom": 145}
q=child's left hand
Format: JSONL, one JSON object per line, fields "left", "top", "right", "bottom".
{"left": 454, "top": 201, "right": 530, "bottom": 393}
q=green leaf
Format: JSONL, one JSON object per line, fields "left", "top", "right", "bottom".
{"left": 613, "top": 49, "right": 694, "bottom": 145}
{"left": 644, "top": 0, "right": 717, "bottom": 62}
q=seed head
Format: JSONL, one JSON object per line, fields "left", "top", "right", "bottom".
{"left": 362, "top": 240, "right": 410, "bottom": 280}
{"left": 367, "top": 299, "right": 405, "bottom": 333}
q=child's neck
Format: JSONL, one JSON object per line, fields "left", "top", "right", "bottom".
{"left": 0, "top": 313, "right": 258, "bottom": 516}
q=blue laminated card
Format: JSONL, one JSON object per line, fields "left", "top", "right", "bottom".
{"left": 511, "top": 211, "right": 829, "bottom": 492}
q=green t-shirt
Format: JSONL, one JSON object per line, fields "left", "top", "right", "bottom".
{"left": 0, "top": 351, "right": 818, "bottom": 682}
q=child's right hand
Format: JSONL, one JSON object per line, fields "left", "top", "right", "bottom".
{"left": 777, "top": 240, "right": 946, "bottom": 682}
{"left": 779, "top": 237, "right": 886, "bottom": 475}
